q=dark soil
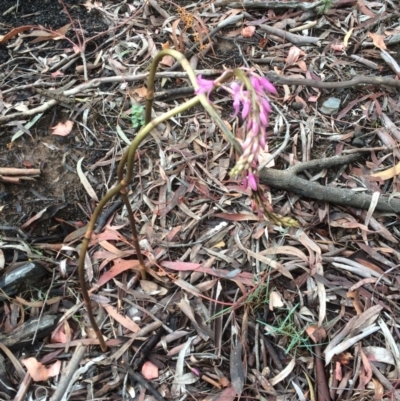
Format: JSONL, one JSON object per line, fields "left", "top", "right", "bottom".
{"left": 0, "top": 0, "right": 109, "bottom": 62}
{"left": 0, "top": 0, "right": 107, "bottom": 35}
{"left": 0, "top": 1, "right": 110, "bottom": 235}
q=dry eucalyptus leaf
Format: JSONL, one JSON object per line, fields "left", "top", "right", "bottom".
{"left": 21, "top": 358, "right": 61, "bottom": 382}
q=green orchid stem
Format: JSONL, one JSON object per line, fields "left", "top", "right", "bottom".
{"left": 78, "top": 49, "right": 237, "bottom": 353}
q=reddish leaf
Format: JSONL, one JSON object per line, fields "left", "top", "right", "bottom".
{"left": 51, "top": 120, "right": 74, "bottom": 137}
{"left": 242, "top": 26, "right": 255, "bottom": 38}
{"left": 28, "top": 24, "right": 71, "bottom": 43}
{"left": 161, "top": 261, "right": 255, "bottom": 286}
{"left": 142, "top": 361, "right": 159, "bottom": 380}
{"left": 96, "top": 259, "right": 141, "bottom": 288}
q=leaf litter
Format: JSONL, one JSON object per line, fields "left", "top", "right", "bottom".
{"left": 1, "top": 0, "right": 400, "bottom": 400}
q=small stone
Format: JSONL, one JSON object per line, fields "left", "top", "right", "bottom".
{"left": 291, "top": 102, "right": 304, "bottom": 111}
{"left": 352, "top": 138, "right": 365, "bottom": 147}
{"left": 320, "top": 97, "right": 341, "bottom": 115}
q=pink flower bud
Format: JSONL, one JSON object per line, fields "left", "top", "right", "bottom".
{"left": 252, "top": 120, "right": 259, "bottom": 137}
{"left": 261, "top": 98, "right": 272, "bottom": 113}
{"left": 230, "top": 81, "right": 241, "bottom": 94}
{"left": 246, "top": 119, "right": 252, "bottom": 131}
{"left": 195, "top": 75, "right": 215, "bottom": 97}
{"left": 250, "top": 76, "right": 262, "bottom": 94}
{"left": 233, "top": 98, "right": 241, "bottom": 116}
{"left": 242, "top": 136, "right": 253, "bottom": 150}
{"left": 259, "top": 109, "right": 268, "bottom": 126}
{"left": 248, "top": 173, "right": 258, "bottom": 190}
{"left": 242, "top": 99, "right": 251, "bottom": 120}
{"left": 259, "top": 77, "right": 277, "bottom": 94}
{"left": 259, "top": 133, "right": 266, "bottom": 149}
{"left": 252, "top": 141, "right": 259, "bottom": 154}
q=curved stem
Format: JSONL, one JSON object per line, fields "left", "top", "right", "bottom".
{"left": 78, "top": 49, "right": 240, "bottom": 353}
{"left": 120, "top": 190, "right": 146, "bottom": 279}
{"left": 120, "top": 50, "right": 237, "bottom": 280}
{"left": 146, "top": 50, "right": 241, "bottom": 153}
{"left": 78, "top": 182, "right": 123, "bottom": 352}
{"left": 78, "top": 95, "right": 200, "bottom": 352}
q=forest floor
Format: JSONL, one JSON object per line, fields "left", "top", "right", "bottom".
{"left": 1, "top": 0, "right": 400, "bottom": 400}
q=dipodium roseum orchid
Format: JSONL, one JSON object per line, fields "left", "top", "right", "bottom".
{"left": 195, "top": 71, "right": 276, "bottom": 192}
{"left": 193, "top": 69, "right": 295, "bottom": 225}
{"left": 79, "top": 49, "right": 297, "bottom": 354}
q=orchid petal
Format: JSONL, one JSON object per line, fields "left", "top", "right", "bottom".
{"left": 259, "top": 77, "right": 277, "bottom": 94}
{"left": 248, "top": 173, "right": 258, "bottom": 191}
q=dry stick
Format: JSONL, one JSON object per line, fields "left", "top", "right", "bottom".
{"left": 214, "top": 0, "right": 323, "bottom": 11}
{"left": 259, "top": 154, "right": 400, "bottom": 213}
{"left": 315, "top": 344, "right": 332, "bottom": 401}
{"left": 0, "top": 168, "right": 40, "bottom": 176}
{"left": 0, "top": 70, "right": 222, "bottom": 126}
{"left": 0, "top": 99, "right": 57, "bottom": 125}
{"left": 258, "top": 25, "right": 320, "bottom": 45}
{"left": 94, "top": 199, "right": 123, "bottom": 234}
{"left": 13, "top": 373, "right": 32, "bottom": 401}
{"left": 49, "top": 344, "right": 87, "bottom": 401}
{"left": 3, "top": 72, "right": 399, "bottom": 126}
{"left": 265, "top": 72, "right": 400, "bottom": 89}
{"left": 125, "top": 368, "right": 166, "bottom": 401}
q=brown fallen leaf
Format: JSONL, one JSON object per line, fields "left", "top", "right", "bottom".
{"left": 368, "top": 32, "right": 387, "bottom": 50}
{"left": 21, "top": 358, "right": 61, "bottom": 382}
{"left": 269, "top": 291, "right": 284, "bottom": 310}
{"left": 26, "top": 24, "right": 71, "bottom": 44}
{"left": 285, "top": 46, "right": 305, "bottom": 66}
{"left": 160, "top": 55, "right": 175, "bottom": 67}
{"left": 96, "top": 259, "right": 140, "bottom": 288}
{"left": 371, "top": 161, "right": 400, "bottom": 180}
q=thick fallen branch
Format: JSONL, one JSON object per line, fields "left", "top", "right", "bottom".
{"left": 265, "top": 72, "right": 400, "bottom": 89}
{"left": 0, "top": 99, "right": 57, "bottom": 126}
{"left": 214, "top": 0, "right": 323, "bottom": 11}
{"left": 259, "top": 154, "right": 400, "bottom": 213}
{"left": 155, "top": 72, "right": 400, "bottom": 101}
{"left": 258, "top": 25, "right": 320, "bottom": 45}
{"left": 2, "top": 71, "right": 398, "bottom": 126}
{"left": 0, "top": 70, "right": 221, "bottom": 125}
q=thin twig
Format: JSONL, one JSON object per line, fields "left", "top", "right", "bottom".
{"left": 49, "top": 344, "right": 87, "bottom": 401}
{"left": 258, "top": 102, "right": 291, "bottom": 171}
